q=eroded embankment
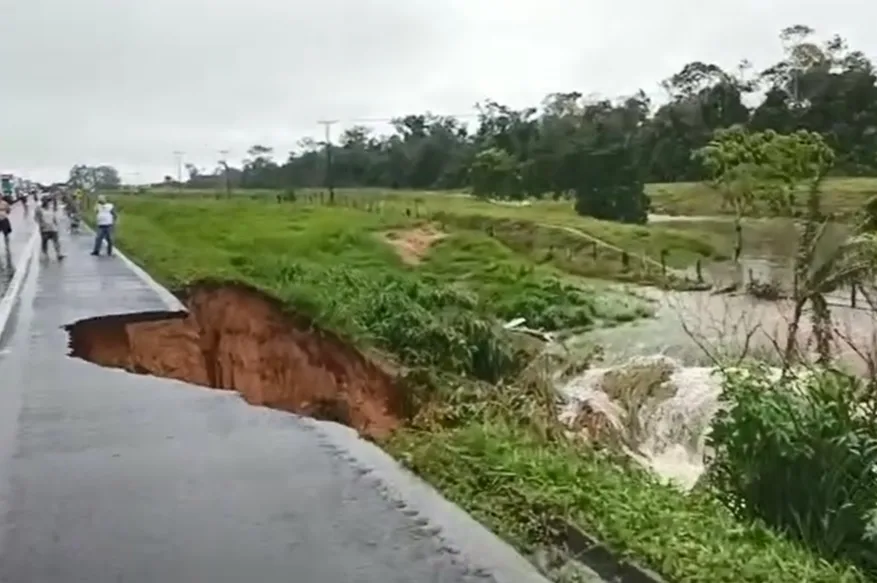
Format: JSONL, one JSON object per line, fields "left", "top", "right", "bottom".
{"left": 65, "top": 283, "right": 404, "bottom": 438}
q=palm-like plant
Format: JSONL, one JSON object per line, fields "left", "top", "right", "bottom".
{"left": 785, "top": 190, "right": 877, "bottom": 365}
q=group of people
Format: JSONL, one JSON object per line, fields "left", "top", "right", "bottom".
{"left": 0, "top": 186, "right": 117, "bottom": 262}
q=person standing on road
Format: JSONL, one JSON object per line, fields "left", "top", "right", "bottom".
{"left": 0, "top": 196, "right": 12, "bottom": 253}
{"left": 35, "top": 195, "right": 64, "bottom": 261}
{"left": 91, "top": 194, "right": 117, "bottom": 256}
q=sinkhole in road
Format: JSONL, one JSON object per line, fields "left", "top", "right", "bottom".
{"left": 64, "top": 282, "right": 405, "bottom": 438}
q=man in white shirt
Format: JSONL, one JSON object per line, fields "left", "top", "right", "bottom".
{"left": 91, "top": 195, "right": 117, "bottom": 256}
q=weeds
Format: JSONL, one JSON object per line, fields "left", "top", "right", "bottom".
{"left": 387, "top": 420, "right": 865, "bottom": 583}
{"left": 708, "top": 366, "right": 877, "bottom": 577}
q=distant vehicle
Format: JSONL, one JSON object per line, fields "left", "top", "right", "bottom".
{"left": 1, "top": 174, "right": 15, "bottom": 202}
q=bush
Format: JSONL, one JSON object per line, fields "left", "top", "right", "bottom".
{"left": 261, "top": 260, "right": 520, "bottom": 382}
{"left": 708, "top": 366, "right": 877, "bottom": 576}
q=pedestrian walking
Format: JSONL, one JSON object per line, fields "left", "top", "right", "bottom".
{"left": 65, "top": 193, "right": 82, "bottom": 234}
{"left": 91, "top": 194, "right": 117, "bottom": 256}
{"left": 0, "top": 196, "right": 11, "bottom": 253}
{"left": 35, "top": 195, "right": 64, "bottom": 261}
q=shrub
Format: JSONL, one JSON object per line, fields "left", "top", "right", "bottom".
{"left": 263, "top": 260, "right": 520, "bottom": 382}
{"left": 708, "top": 366, "right": 877, "bottom": 576}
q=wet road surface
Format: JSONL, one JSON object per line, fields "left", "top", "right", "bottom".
{"left": 0, "top": 231, "right": 551, "bottom": 583}
{"left": 0, "top": 203, "right": 35, "bottom": 299}
{"left": 0, "top": 202, "right": 37, "bottom": 348}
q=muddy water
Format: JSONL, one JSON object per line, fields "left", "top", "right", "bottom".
{"left": 557, "top": 216, "right": 874, "bottom": 488}
{"left": 590, "top": 216, "right": 868, "bottom": 368}
{"left": 583, "top": 285, "right": 877, "bottom": 370}
{"left": 558, "top": 356, "right": 722, "bottom": 490}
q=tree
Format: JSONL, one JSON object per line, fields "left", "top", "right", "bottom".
{"left": 700, "top": 128, "right": 841, "bottom": 361}
{"left": 68, "top": 164, "right": 121, "bottom": 190}
{"left": 468, "top": 147, "right": 522, "bottom": 199}
{"left": 174, "top": 24, "right": 877, "bottom": 224}
{"left": 696, "top": 125, "right": 770, "bottom": 260}
{"left": 185, "top": 163, "right": 200, "bottom": 182}
{"left": 568, "top": 125, "right": 649, "bottom": 224}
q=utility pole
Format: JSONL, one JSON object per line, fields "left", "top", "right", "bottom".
{"left": 130, "top": 171, "right": 141, "bottom": 192}
{"left": 173, "top": 150, "right": 184, "bottom": 194}
{"left": 218, "top": 149, "right": 231, "bottom": 197}
{"left": 318, "top": 120, "right": 338, "bottom": 204}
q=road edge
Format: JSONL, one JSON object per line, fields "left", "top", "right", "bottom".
{"left": 82, "top": 225, "right": 186, "bottom": 312}
{"left": 310, "top": 420, "right": 560, "bottom": 583}
{"left": 0, "top": 230, "right": 39, "bottom": 344}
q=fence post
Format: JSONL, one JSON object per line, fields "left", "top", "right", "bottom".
{"left": 621, "top": 251, "right": 630, "bottom": 271}
{"left": 851, "top": 285, "right": 857, "bottom": 308}
{"left": 696, "top": 259, "right": 703, "bottom": 283}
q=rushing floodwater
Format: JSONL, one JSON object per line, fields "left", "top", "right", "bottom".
{"left": 557, "top": 356, "right": 721, "bottom": 490}
{"left": 555, "top": 216, "right": 875, "bottom": 488}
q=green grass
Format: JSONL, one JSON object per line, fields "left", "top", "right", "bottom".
{"left": 114, "top": 187, "right": 731, "bottom": 285}
{"left": 647, "top": 177, "right": 877, "bottom": 220}
{"left": 107, "top": 196, "right": 651, "bottom": 377}
{"left": 388, "top": 422, "right": 865, "bottom": 583}
{"left": 100, "top": 193, "right": 867, "bottom": 582}
{"left": 131, "top": 177, "right": 877, "bottom": 222}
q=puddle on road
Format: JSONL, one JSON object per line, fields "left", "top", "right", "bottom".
{"left": 65, "top": 282, "right": 406, "bottom": 439}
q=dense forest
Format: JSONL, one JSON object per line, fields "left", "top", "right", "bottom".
{"left": 170, "top": 25, "right": 877, "bottom": 222}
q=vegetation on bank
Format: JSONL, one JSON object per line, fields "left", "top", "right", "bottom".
{"left": 106, "top": 196, "right": 652, "bottom": 382}
{"left": 709, "top": 367, "right": 877, "bottom": 578}
{"left": 694, "top": 126, "right": 877, "bottom": 578}
{"left": 388, "top": 423, "right": 865, "bottom": 583}
{"left": 98, "top": 193, "right": 869, "bottom": 582}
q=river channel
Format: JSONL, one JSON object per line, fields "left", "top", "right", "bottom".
{"left": 587, "top": 215, "right": 873, "bottom": 371}
{"left": 556, "top": 215, "right": 875, "bottom": 489}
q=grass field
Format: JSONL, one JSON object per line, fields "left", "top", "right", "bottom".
{"left": 134, "top": 175, "right": 877, "bottom": 222}
{"left": 647, "top": 177, "right": 877, "bottom": 219}
{"left": 120, "top": 187, "right": 732, "bottom": 276}
{"left": 96, "top": 191, "right": 866, "bottom": 583}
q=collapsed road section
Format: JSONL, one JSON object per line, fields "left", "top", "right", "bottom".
{"left": 0, "top": 230, "right": 553, "bottom": 583}
{"left": 66, "top": 282, "right": 405, "bottom": 438}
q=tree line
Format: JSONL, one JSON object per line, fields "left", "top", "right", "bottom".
{"left": 157, "top": 25, "right": 877, "bottom": 223}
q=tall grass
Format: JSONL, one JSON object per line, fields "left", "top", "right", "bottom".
{"left": 708, "top": 366, "right": 877, "bottom": 576}
{"left": 262, "top": 260, "right": 520, "bottom": 381}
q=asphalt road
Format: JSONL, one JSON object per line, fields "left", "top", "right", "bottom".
{"left": 0, "top": 203, "right": 34, "bottom": 299}
{"left": 0, "top": 230, "right": 551, "bottom": 583}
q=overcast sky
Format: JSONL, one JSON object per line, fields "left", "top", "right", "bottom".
{"left": 0, "top": 0, "right": 872, "bottom": 183}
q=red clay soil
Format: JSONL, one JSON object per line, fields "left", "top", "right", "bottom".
{"left": 65, "top": 283, "right": 404, "bottom": 439}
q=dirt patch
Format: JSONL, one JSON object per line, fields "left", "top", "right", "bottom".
{"left": 65, "top": 283, "right": 404, "bottom": 438}
{"left": 382, "top": 224, "right": 447, "bottom": 264}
